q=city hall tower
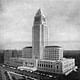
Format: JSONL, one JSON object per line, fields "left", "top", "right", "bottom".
{"left": 32, "top": 9, "right": 48, "bottom": 59}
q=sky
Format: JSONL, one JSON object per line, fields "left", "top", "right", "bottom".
{"left": 0, "top": 0, "right": 80, "bottom": 50}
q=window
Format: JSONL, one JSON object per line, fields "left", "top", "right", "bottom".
{"left": 35, "top": 17, "right": 41, "bottom": 22}
{"left": 56, "top": 65, "right": 58, "bottom": 69}
{"left": 51, "top": 65, "right": 52, "bottom": 68}
{"left": 38, "top": 64, "right": 39, "bottom": 66}
{"left": 44, "top": 64, "right": 45, "bottom": 67}
{"left": 30, "top": 63, "right": 32, "bottom": 65}
{"left": 49, "top": 65, "right": 50, "bottom": 68}
{"left": 40, "top": 64, "right": 41, "bottom": 67}
{"left": 43, "top": 17, "right": 46, "bottom": 21}
{"left": 25, "top": 62, "right": 27, "bottom": 65}
{"left": 46, "top": 64, "right": 48, "bottom": 67}
{"left": 42, "top": 64, "right": 43, "bottom": 67}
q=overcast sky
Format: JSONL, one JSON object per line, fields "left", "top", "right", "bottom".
{"left": 0, "top": 0, "right": 80, "bottom": 50}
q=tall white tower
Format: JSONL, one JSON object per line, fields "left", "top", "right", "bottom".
{"left": 32, "top": 9, "right": 48, "bottom": 59}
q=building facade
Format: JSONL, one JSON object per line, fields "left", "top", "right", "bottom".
{"left": 4, "top": 50, "right": 13, "bottom": 64}
{"left": 43, "top": 46, "right": 63, "bottom": 60}
{"left": 22, "top": 47, "right": 32, "bottom": 58}
{"left": 32, "top": 9, "right": 48, "bottom": 59}
{"left": 5, "top": 57, "right": 38, "bottom": 68}
{"left": 4, "top": 50, "right": 22, "bottom": 65}
{"left": 62, "top": 58, "right": 75, "bottom": 73}
{"left": 37, "top": 58, "right": 75, "bottom": 74}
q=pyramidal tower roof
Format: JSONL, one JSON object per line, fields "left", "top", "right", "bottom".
{"left": 36, "top": 8, "right": 45, "bottom": 17}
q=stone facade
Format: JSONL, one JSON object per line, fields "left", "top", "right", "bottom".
{"left": 43, "top": 46, "right": 63, "bottom": 60}
{"left": 32, "top": 9, "right": 48, "bottom": 59}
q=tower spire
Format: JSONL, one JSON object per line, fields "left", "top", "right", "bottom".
{"left": 36, "top": 8, "right": 45, "bottom": 17}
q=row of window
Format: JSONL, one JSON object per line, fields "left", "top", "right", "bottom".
{"left": 45, "top": 53, "right": 60, "bottom": 55}
{"left": 46, "top": 51, "right": 62, "bottom": 54}
{"left": 64, "top": 62, "right": 74, "bottom": 68}
{"left": 44, "top": 55, "right": 60, "bottom": 57}
{"left": 38, "top": 68, "right": 61, "bottom": 72}
{"left": 12, "top": 60, "right": 23, "bottom": 64}
{"left": 25, "top": 62, "right": 33, "bottom": 65}
{"left": 45, "top": 53, "right": 62, "bottom": 57}
{"left": 38, "top": 63, "right": 53, "bottom": 68}
{"left": 45, "top": 48, "right": 61, "bottom": 51}
{"left": 38, "top": 63, "right": 60, "bottom": 69}
{"left": 44, "top": 57, "right": 60, "bottom": 59}
{"left": 45, "top": 51, "right": 60, "bottom": 54}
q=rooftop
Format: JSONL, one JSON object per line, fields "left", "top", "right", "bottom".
{"left": 45, "top": 46, "right": 62, "bottom": 48}
{"left": 23, "top": 46, "right": 32, "bottom": 49}
{"left": 38, "top": 58, "right": 74, "bottom": 62}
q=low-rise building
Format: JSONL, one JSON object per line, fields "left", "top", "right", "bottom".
{"left": 22, "top": 47, "right": 32, "bottom": 58}
{"left": 43, "top": 46, "right": 63, "bottom": 60}
{"left": 4, "top": 50, "right": 22, "bottom": 64}
{"left": 5, "top": 57, "right": 38, "bottom": 68}
{"left": 37, "top": 58, "right": 75, "bottom": 74}
{"left": 4, "top": 50, "right": 13, "bottom": 64}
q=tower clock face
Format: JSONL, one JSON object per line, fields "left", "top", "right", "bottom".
{"left": 35, "top": 17, "right": 41, "bottom": 22}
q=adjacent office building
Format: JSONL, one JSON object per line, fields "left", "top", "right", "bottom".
{"left": 6, "top": 58, "right": 38, "bottom": 68}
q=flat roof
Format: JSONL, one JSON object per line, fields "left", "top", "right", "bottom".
{"left": 10, "top": 57, "right": 38, "bottom": 61}
{"left": 23, "top": 46, "right": 32, "bottom": 49}
{"left": 45, "top": 46, "right": 62, "bottom": 48}
{"left": 38, "top": 58, "right": 75, "bottom": 62}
